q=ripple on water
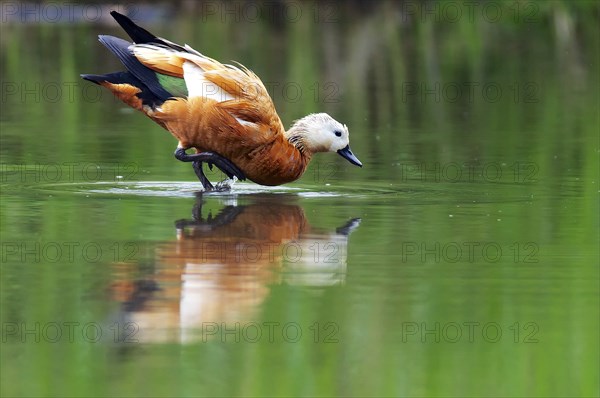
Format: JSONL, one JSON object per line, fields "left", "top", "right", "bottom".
{"left": 29, "top": 181, "right": 339, "bottom": 199}
{"left": 30, "top": 180, "right": 408, "bottom": 199}
{"left": 28, "top": 180, "right": 533, "bottom": 204}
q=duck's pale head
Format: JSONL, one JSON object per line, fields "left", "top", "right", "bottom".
{"left": 287, "top": 113, "right": 362, "bottom": 167}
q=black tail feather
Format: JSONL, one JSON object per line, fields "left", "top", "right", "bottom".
{"left": 80, "top": 72, "right": 165, "bottom": 107}
{"left": 81, "top": 74, "right": 107, "bottom": 85}
{"left": 82, "top": 71, "right": 142, "bottom": 87}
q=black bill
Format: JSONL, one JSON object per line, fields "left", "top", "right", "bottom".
{"left": 337, "top": 145, "right": 363, "bottom": 167}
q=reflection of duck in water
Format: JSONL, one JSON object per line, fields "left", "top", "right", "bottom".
{"left": 111, "top": 196, "right": 360, "bottom": 343}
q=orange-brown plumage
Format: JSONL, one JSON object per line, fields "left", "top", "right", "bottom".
{"left": 82, "top": 11, "right": 361, "bottom": 189}
{"left": 151, "top": 97, "right": 310, "bottom": 185}
{"left": 100, "top": 82, "right": 144, "bottom": 111}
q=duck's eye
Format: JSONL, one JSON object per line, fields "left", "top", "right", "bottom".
{"left": 334, "top": 130, "right": 342, "bottom": 137}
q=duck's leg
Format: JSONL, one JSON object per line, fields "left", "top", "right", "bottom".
{"left": 174, "top": 147, "right": 245, "bottom": 189}
{"left": 192, "top": 160, "right": 213, "bottom": 190}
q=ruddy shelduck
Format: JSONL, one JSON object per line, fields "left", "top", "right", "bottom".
{"left": 82, "top": 11, "right": 362, "bottom": 190}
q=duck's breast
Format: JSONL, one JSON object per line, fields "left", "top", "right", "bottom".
{"left": 235, "top": 139, "right": 310, "bottom": 186}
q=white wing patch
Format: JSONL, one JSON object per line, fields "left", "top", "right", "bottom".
{"left": 234, "top": 118, "right": 258, "bottom": 128}
{"left": 183, "top": 61, "right": 235, "bottom": 102}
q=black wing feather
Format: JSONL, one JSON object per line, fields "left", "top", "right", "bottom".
{"left": 97, "top": 35, "right": 172, "bottom": 102}
{"left": 110, "top": 11, "right": 158, "bottom": 44}
{"left": 109, "top": 11, "right": 192, "bottom": 53}
{"left": 81, "top": 11, "right": 194, "bottom": 108}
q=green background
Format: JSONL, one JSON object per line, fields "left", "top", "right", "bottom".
{"left": 1, "top": 1, "right": 598, "bottom": 396}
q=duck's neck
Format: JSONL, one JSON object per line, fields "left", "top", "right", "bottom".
{"left": 284, "top": 128, "right": 311, "bottom": 160}
{"left": 259, "top": 127, "right": 310, "bottom": 184}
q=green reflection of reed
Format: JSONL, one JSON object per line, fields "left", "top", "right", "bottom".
{"left": 1, "top": 1, "right": 598, "bottom": 397}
